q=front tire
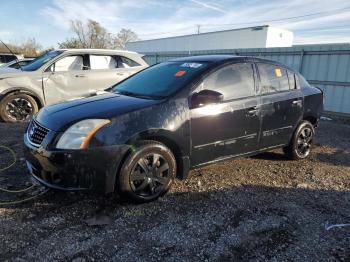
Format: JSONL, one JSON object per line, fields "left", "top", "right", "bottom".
{"left": 283, "top": 120, "right": 315, "bottom": 160}
{"left": 0, "top": 93, "right": 38, "bottom": 123}
{"left": 116, "top": 140, "right": 176, "bottom": 203}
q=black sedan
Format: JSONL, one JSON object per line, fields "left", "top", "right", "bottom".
{"left": 24, "top": 55, "right": 323, "bottom": 202}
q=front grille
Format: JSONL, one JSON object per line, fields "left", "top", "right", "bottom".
{"left": 27, "top": 120, "right": 50, "bottom": 146}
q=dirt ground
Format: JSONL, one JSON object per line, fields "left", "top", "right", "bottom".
{"left": 0, "top": 120, "right": 349, "bottom": 261}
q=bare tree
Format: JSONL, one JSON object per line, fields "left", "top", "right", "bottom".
{"left": 58, "top": 38, "right": 85, "bottom": 49}
{"left": 58, "top": 20, "right": 139, "bottom": 50}
{"left": 114, "top": 28, "right": 139, "bottom": 49}
{"left": 59, "top": 20, "right": 113, "bottom": 49}
{"left": 0, "top": 38, "right": 42, "bottom": 57}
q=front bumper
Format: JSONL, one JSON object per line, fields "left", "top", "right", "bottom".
{"left": 24, "top": 134, "right": 129, "bottom": 193}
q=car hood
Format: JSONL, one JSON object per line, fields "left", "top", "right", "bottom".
{"left": 36, "top": 92, "right": 163, "bottom": 131}
{"left": 0, "top": 68, "right": 22, "bottom": 75}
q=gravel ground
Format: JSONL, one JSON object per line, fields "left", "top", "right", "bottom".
{"left": 0, "top": 120, "right": 349, "bottom": 261}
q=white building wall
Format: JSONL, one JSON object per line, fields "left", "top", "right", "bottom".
{"left": 126, "top": 26, "right": 293, "bottom": 53}
{"left": 265, "top": 27, "right": 294, "bottom": 48}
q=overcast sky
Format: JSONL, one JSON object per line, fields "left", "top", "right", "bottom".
{"left": 0, "top": 0, "right": 349, "bottom": 48}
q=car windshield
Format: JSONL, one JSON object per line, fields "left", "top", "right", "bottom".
{"left": 112, "top": 61, "right": 209, "bottom": 98}
{"left": 22, "top": 50, "right": 64, "bottom": 71}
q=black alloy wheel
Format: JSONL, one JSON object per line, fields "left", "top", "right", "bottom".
{"left": 130, "top": 153, "right": 170, "bottom": 197}
{"left": 283, "top": 120, "right": 315, "bottom": 160}
{"left": 117, "top": 140, "right": 176, "bottom": 203}
{"left": 295, "top": 125, "right": 313, "bottom": 158}
{"left": 0, "top": 93, "right": 38, "bottom": 122}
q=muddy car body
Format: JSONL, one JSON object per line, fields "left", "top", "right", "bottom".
{"left": 0, "top": 49, "right": 148, "bottom": 122}
{"left": 24, "top": 55, "right": 323, "bottom": 202}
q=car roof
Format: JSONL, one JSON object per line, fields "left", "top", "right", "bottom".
{"left": 57, "top": 49, "right": 140, "bottom": 55}
{"left": 169, "top": 55, "right": 296, "bottom": 72}
{"left": 169, "top": 55, "right": 238, "bottom": 62}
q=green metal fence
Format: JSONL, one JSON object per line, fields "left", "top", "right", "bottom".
{"left": 143, "top": 43, "right": 350, "bottom": 116}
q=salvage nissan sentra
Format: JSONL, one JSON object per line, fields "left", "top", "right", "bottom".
{"left": 24, "top": 55, "right": 323, "bottom": 203}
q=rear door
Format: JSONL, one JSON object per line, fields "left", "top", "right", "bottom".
{"left": 256, "top": 63, "right": 303, "bottom": 149}
{"left": 43, "top": 54, "right": 89, "bottom": 104}
{"left": 190, "top": 62, "right": 260, "bottom": 165}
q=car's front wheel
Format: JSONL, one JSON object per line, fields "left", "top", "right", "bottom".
{"left": 0, "top": 92, "right": 38, "bottom": 123}
{"left": 283, "top": 120, "right": 315, "bottom": 160}
{"left": 116, "top": 140, "right": 176, "bottom": 203}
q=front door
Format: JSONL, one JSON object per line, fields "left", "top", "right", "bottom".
{"left": 190, "top": 62, "right": 260, "bottom": 166}
{"left": 43, "top": 54, "right": 89, "bottom": 105}
{"left": 256, "top": 63, "right": 303, "bottom": 148}
{"left": 87, "top": 55, "right": 145, "bottom": 94}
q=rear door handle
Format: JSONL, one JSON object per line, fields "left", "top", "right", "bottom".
{"left": 292, "top": 99, "right": 302, "bottom": 106}
{"left": 75, "top": 74, "right": 86, "bottom": 78}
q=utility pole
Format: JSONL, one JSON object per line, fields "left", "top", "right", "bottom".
{"left": 196, "top": 24, "right": 201, "bottom": 34}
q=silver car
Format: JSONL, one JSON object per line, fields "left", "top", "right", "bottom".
{"left": 0, "top": 49, "right": 148, "bottom": 122}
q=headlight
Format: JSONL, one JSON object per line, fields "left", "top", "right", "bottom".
{"left": 56, "top": 119, "right": 110, "bottom": 149}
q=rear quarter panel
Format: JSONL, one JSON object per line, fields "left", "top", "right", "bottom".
{"left": 302, "top": 85, "right": 323, "bottom": 121}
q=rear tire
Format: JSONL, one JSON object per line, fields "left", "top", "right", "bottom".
{"left": 116, "top": 140, "right": 176, "bottom": 203}
{"left": 0, "top": 92, "right": 38, "bottom": 123}
{"left": 283, "top": 120, "right": 315, "bottom": 160}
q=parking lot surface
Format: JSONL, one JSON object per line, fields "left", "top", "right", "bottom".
{"left": 0, "top": 120, "right": 349, "bottom": 261}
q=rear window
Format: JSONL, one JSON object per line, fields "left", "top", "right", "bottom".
{"left": 117, "top": 56, "right": 140, "bottom": 68}
{"left": 258, "top": 63, "right": 289, "bottom": 94}
{"left": 112, "top": 61, "right": 209, "bottom": 98}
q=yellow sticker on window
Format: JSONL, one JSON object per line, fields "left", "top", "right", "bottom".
{"left": 275, "top": 68, "right": 282, "bottom": 77}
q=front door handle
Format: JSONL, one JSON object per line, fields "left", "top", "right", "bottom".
{"left": 75, "top": 74, "right": 86, "bottom": 78}
{"left": 246, "top": 106, "right": 259, "bottom": 116}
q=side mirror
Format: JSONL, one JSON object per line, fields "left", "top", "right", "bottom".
{"left": 190, "top": 89, "right": 223, "bottom": 109}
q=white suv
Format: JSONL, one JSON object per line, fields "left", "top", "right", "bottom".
{"left": 0, "top": 49, "right": 148, "bottom": 122}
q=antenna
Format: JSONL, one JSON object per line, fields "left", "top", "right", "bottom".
{"left": 196, "top": 24, "right": 201, "bottom": 34}
{"left": 0, "top": 39, "right": 23, "bottom": 71}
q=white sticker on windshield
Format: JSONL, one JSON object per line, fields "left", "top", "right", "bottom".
{"left": 181, "top": 63, "right": 203, "bottom": 68}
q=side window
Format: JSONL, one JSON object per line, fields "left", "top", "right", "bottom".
{"left": 257, "top": 63, "right": 289, "bottom": 94}
{"left": 90, "top": 55, "right": 117, "bottom": 70}
{"left": 117, "top": 56, "right": 141, "bottom": 68}
{"left": 287, "top": 70, "right": 296, "bottom": 89}
{"left": 54, "top": 56, "right": 84, "bottom": 72}
{"left": 202, "top": 63, "right": 255, "bottom": 100}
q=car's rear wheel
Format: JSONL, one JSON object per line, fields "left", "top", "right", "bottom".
{"left": 116, "top": 140, "right": 176, "bottom": 203}
{"left": 0, "top": 93, "right": 38, "bottom": 123}
{"left": 283, "top": 120, "right": 315, "bottom": 160}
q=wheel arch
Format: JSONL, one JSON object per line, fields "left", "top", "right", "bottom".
{"left": 124, "top": 129, "right": 190, "bottom": 180}
{"left": 303, "top": 115, "right": 318, "bottom": 127}
{"left": 1, "top": 88, "right": 44, "bottom": 108}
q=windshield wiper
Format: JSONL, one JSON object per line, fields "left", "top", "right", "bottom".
{"left": 116, "top": 91, "right": 162, "bottom": 100}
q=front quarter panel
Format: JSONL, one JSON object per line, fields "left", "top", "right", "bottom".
{"left": 93, "top": 96, "right": 191, "bottom": 156}
{"left": 0, "top": 72, "right": 44, "bottom": 103}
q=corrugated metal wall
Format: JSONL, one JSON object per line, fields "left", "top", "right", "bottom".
{"left": 142, "top": 43, "right": 350, "bottom": 115}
